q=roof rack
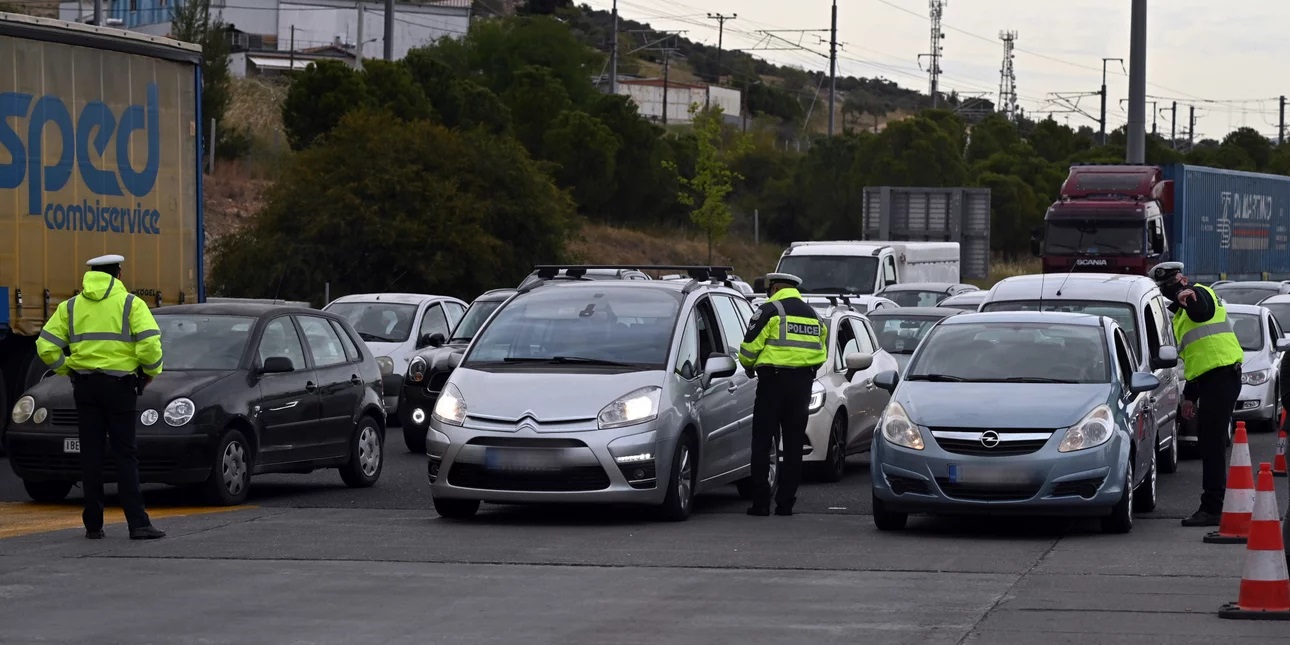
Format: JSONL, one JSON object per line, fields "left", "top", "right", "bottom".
{"left": 525, "top": 265, "right": 736, "bottom": 293}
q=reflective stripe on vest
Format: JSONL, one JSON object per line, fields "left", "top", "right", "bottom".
{"left": 66, "top": 292, "right": 156, "bottom": 343}
{"left": 1172, "top": 284, "right": 1244, "bottom": 381}
{"left": 766, "top": 300, "right": 826, "bottom": 351}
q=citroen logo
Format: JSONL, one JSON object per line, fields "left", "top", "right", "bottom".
{"left": 980, "top": 430, "right": 1001, "bottom": 448}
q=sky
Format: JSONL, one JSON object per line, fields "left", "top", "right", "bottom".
{"left": 578, "top": 0, "right": 1290, "bottom": 143}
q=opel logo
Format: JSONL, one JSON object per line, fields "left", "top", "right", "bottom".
{"left": 980, "top": 430, "right": 1001, "bottom": 448}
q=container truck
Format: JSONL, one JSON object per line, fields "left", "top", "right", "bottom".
{"left": 1, "top": 13, "right": 204, "bottom": 443}
{"left": 861, "top": 186, "right": 992, "bottom": 280}
{"left": 1030, "top": 163, "right": 1290, "bottom": 282}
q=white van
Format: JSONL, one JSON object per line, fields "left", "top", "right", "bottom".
{"left": 758, "top": 241, "right": 961, "bottom": 296}
{"left": 323, "top": 293, "right": 468, "bottom": 418}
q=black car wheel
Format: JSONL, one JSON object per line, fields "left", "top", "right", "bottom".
{"left": 1158, "top": 417, "right": 1179, "bottom": 475}
{"left": 402, "top": 424, "right": 426, "bottom": 454}
{"left": 433, "top": 497, "right": 480, "bottom": 519}
{"left": 24, "top": 480, "right": 73, "bottom": 503}
{"left": 203, "top": 429, "right": 252, "bottom": 506}
{"left": 818, "top": 413, "right": 848, "bottom": 483}
{"left": 657, "top": 435, "right": 695, "bottom": 522}
{"left": 1102, "top": 459, "right": 1134, "bottom": 534}
{"left": 872, "top": 490, "right": 908, "bottom": 531}
{"left": 340, "top": 416, "right": 383, "bottom": 488}
{"left": 1133, "top": 451, "right": 1158, "bottom": 513}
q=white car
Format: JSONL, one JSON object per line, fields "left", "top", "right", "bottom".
{"left": 797, "top": 302, "right": 900, "bottom": 482}
{"left": 323, "top": 293, "right": 468, "bottom": 417}
{"left": 1227, "top": 303, "right": 1289, "bottom": 432}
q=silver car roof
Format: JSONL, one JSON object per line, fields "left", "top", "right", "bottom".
{"left": 985, "top": 273, "right": 1157, "bottom": 304}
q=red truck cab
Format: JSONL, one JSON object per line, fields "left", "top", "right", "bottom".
{"left": 1031, "top": 164, "right": 1172, "bottom": 275}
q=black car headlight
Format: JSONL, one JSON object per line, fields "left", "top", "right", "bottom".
{"left": 408, "top": 356, "right": 428, "bottom": 384}
{"left": 164, "top": 398, "right": 196, "bottom": 427}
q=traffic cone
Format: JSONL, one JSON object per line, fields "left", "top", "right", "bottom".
{"left": 1205, "top": 421, "right": 1255, "bottom": 544}
{"left": 1218, "top": 463, "right": 1290, "bottom": 620}
{"left": 1274, "top": 428, "right": 1288, "bottom": 478}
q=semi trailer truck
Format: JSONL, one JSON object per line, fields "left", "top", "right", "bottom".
{"left": 1031, "top": 163, "right": 1290, "bottom": 282}
{"left": 1, "top": 13, "right": 205, "bottom": 444}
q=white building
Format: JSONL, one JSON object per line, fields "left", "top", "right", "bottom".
{"left": 614, "top": 79, "right": 741, "bottom": 125}
{"left": 59, "top": 0, "right": 470, "bottom": 74}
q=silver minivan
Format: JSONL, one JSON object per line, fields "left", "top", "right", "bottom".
{"left": 979, "top": 273, "right": 1184, "bottom": 473}
{"left": 425, "top": 268, "right": 871, "bottom": 521}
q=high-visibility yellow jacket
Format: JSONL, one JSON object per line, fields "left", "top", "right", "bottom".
{"left": 739, "top": 287, "right": 828, "bottom": 370}
{"left": 1171, "top": 283, "right": 1243, "bottom": 382}
{"left": 36, "top": 271, "right": 164, "bottom": 378}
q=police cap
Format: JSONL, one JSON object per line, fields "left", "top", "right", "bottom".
{"left": 1148, "top": 261, "right": 1184, "bottom": 286}
{"left": 765, "top": 272, "right": 802, "bottom": 287}
{"left": 87, "top": 254, "right": 125, "bottom": 275}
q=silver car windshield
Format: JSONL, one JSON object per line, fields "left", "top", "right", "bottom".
{"left": 324, "top": 302, "right": 418, "bottom": 343}
{"left": 980, "top": 299, "right": 1139, "bottom": 357}
{"left": 1229, "top": 312, "right": 1264, "bottom": 352}
{"left": 155, "top": 314, "right": 255, "bottom": 370}
{"left": 1215, "top": 286, "right": 1280, "bottom": 305}
{"left": 449, "top": 300, "right": 504, "bottom": 343}
{"left": 907, "top": 322, "right": 1110, "bottom": 384}
{"left": 871, "top": 315, "right": 948, "bottom": 355}
{"left": 463, "top": 287, "right": 681, "bottom": 369}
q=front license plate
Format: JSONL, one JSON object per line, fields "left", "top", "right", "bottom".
{"left": 484, "top": 449, "right": 558, "bottom": 472}
{"left": 63, "top": 438, "right": 81, "bottom": 454}
{"left": 947, "top": 464, "right": 1030, "bottom": 485}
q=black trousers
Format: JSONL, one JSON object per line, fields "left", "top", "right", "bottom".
{"left": 72, "top": 373, "right": 151, "bottom": 531}
{"left": 1191, "top": 363, "right": 1243, "bottom": 514}
{"left": 750, "top": 366, "right": 814, "bottom": 509}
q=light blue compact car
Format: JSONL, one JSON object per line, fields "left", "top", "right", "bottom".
{"left": 869, "top": 310, "right": 1164, "bottom": 534}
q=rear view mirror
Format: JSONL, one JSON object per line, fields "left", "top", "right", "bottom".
{"left": 1128, "top": 372, "right": 1161, "bottom": 395}
{"left": 873, "top": 370, "right": 900, "bottom": 393}
{"left": 752, "top": 277, "right": 766, "bottom": 293}
{"left": 844, "top": 352, "right": 873, "bottom": 380}
{"left": 1151, "top": 345, "right": 1179, "bottom": 369}
{"left": 703, "top": 354, "right": 737, "bottom": 386}
{"left": 259, "top": 356, "right": 295, "bottom": 374}
{"left": 1276, "top": 338, "right": 1290, "bottom": 352}
{"left": 417, "top": 332, "right": 446, "bottom": 349}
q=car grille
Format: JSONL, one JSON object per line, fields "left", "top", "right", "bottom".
{"left": 49, "top": 409, "right": 79, "bottom": 427}
{"left": 10, "top": 452, "right": 178, "bottom": 475}
{"left": 1050, "top": 477, "right": 1106, "bottom": 499}
{"left": 934, "top": 478, "right": 1042, "bottom": 502}
{"left": 447, "top": 463, "right": 611, "bottom": 492}
{"left": 929, "top": 427, "right": 1053, "bottom": 457}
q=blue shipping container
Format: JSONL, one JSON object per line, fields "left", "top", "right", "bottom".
{"left": 1161, "top": 164, "right": 1290, "bottom": 282}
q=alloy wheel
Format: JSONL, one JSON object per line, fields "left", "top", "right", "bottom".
{"left": 359, "top": 426, "right": 382, "bottom": 477}
{"left": 676, "top": 444, "right": 693, "bottom": 513}
{"left": 222, "top": 441, "right": 247, "bottom": 496}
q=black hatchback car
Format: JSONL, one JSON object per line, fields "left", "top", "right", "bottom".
{"left": 5, "top": 303, "right": 386, "bottom": 505}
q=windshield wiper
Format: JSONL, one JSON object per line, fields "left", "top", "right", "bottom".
{"left": 906, "top": 373, "right": 968, "bottom": 382}
{"left": 502, "top": 356, "right": 635, "bottom": 367}
{"left": 358, "top": 332, "right": 399, "bottom": 343}
{"left": 987, "top": 376, "right": 1080, "bottom": 384}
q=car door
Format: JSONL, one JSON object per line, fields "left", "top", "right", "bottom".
{"left": 1143, "top": 296, "right": 1179, "bottom": 439}
{"left": 711, "top": 295, "right": 758, "bottom": 471}
{"left": 1114, "top": 328, "right": 1152, "bottom": 481}
{"left": 689, "top": 299, "right": 745, "bottom": 481}
{"left": 846, "top": 316, "right": 889, "bottom": 448}
{"left": 296, "top": 314, "right": 363, "bottom": 459}
{"left": 253, "top": 316, "right": 322, "bottom": 466}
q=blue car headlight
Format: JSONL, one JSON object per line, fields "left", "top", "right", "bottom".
{"left": 1057, "top": 405, "right": 1114, "bottom": 452}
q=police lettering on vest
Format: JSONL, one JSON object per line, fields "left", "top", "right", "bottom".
{"left": 1171, "top": 284, "right": 1244, "bottom": 381}
{"left": 739, "top": 287, "right": 828, "bottom": 370}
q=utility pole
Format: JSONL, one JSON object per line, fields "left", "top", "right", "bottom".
{"left": 289, "top": 25, "right": 296, "bottom": 70}
{"left": 1280, "top": 95, "right": 1286, "bottom": 146}
{"left": 93, "top": 0, "right": 102, "bottom": 25}
{"left": 609, "top": 0, "right": 619, "bottom": 94}
{"left": 828, "top": 0, "right": 838, "bottom": 135}
{"left": 355, "top": 2, "right": 365, "bottom": 69}
{"left": 662, "top": 46, "right": 672, "bottom": 125}
{"left": 1169, "top": 100, "right": 1177, "bottom": 149}
{"left": 1125, "top": 0, "right": 1147, "bottom": 163}
{"left": 1100, "top": 57, "right": 1124, "bottom": 147}
{"left": 1188, "top": 105, "right": 1196, "bottom": 150}
{"left": 383, "top": 0, "right": 394, "bottom": 60}
{"left": 919, "top": 0, "right": 947, "bottom": 109}
{"left": 998, "top": 30, "right": 1018, "bottom": 121}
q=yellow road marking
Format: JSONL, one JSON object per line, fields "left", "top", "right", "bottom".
{"left": 0, "top": 502, "right": 254, "bottom": 539}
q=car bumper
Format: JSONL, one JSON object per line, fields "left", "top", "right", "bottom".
{"left": 5, "top": 427, "right": 215, "bottom": 485}
{"left": 801, "top": 407, "right": 833, "bottom": 463}
{"left": 399, "top": 384, "right": 441, "bottom": 430}
{"left": 426, "top": 417, "right": 675, "bottom": 506}
{"left": 382, "top": 374, "right": 404, "bottom": 415}
{"left": 1232, "top": 382, "right": 1277, "bottom": 422}
{"left": 872, "top": 428, "right": 1128, "bottom": 517}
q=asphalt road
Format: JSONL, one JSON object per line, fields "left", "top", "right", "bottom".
{"left": 2, "top": 429, "right": 1289, "bottom": 644}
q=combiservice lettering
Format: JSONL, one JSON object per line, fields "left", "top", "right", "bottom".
{"left": 0, "top": 83, "right": 162, "bottom": 235}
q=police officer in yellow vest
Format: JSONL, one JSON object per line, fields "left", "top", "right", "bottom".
{"left": 36, "top": 255, "right": 167, "bottom": 540}
{"left": 739, "top": 273, "right": 828, "bottom": 516}
{"left": 1150, "top": 261, "right": 1244, "bottom": 527}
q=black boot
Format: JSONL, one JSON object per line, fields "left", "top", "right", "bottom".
{"left": 85, "top": 529, "right": 104, "bottom": 540}
{"left": 746, "top": 504, "right": 770, "bottom": 517}
{"left": 129, "top": 525, "right": 166, "bottom": 540}
{"left": 1181, "top": 510, "right": 1221, "bottom": 527}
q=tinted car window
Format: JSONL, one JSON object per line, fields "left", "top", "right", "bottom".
{"left": 675, "top": 310, "right": 700, "bottom": 379}
{"left": 777, "top": 255, "right": 879, "bottom": 295}
{"left": 298, "top": 316, "right": 348, "bottom": 367}
{"left": 325, "top": 301, "right": 418, "bottom": 343}
{"left": 871, "top": 315, "right": 947, "bottom": 357}
{"left": 1261, "top": 302, "right": 1290, "bottom": 331}
{"left": 464, "top": 286, "right": 681, "bottom": 368}
{"left": 884, "top": 290, "right": 945, "bottom": 308}
{"left": 449, "top": 299, "right": 505, "bottom": 343}
{"left": 850, "top": 318, "right": 877, "bottom": 354}
{"left": 155, "top": 314, "right": 254, "bottom": 370}
{"left": 908, "top": 321, "right": 1110, "bottom": 384}
{"left": 330, "top": 319, "right": 362, "bottom": 362}
{"left": 418, "top": 304, "right": 451, "bottom": 340}
{"left": 711, "top": 296, "right": 747, "bottom": 357}
{"left": 981, "top": 299, "right": 1139, "bottom": 363}
{"left": 259, "top": 317, "right": 309, "bottom": 370}
{"left": 1229, "top": 312, "right": 1264, "bottom": 351}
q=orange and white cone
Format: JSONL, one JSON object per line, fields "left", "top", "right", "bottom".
{"left": 1274, "top": 428, "right": 1288, "bottom": 478}
{"left": 1205, "top": 421, "right": 1255, "bottom": 544}
{"left": 1219, "top": 463, "right": 1290, "bottom": 620}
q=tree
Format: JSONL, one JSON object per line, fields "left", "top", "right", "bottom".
{"left": 171, "top": 0, "right": 235, "bottom": 156}
{"left": 502, "top": 65, "right": 573, "bottom": 153}
{"left": 542, "top": 110, "right": 620, "bottom": 212}
{"left": 210, "top": 110, "right": 574, "bottom": 303}
{"left": 361, "top": 59, "right": 434, "bottom": 123}
{"left": 281, "top": 60, "right": 371, "bottom": 150}
{"left": 666, "top": 107, "right": 752, "bottom": 262}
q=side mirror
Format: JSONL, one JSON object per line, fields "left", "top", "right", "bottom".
{"left": 1150, "top": 231, "right": 1165, "bottom": 255}
{"left": 1128, "top": 372, "right": 1162, "bottom": 395}
{"left": 1150, "top": 345, "right": 1179, "bottom": 369}
{"left": 417, "top": 332, "right": 445, "bottom": 349}
{"left": 844, "top": 351, "right": 873, "bottom": 380}
{"left": 872, "top": 369, "right": 900, "bottom": 393}
{"left": 259, "top": 356, "right": 295, "bottom": 374}
{"left": 752, "top": 277, "right": 766, "bottom": 293}
{"left": 703, "top": 354, "right": 737, "bottom": 386}
{"left": 1276, "top": 338, "right": 1290, "bottom": 352}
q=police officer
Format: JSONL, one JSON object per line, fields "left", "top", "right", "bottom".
{"left": 1150, "top": 261, "right": 1244, "bottom": 527}
{"left": 36, "top": 255, "right": 167, "bottom": 540}
{"left": 739, "top": 273, "right": 828, "bottom": 517}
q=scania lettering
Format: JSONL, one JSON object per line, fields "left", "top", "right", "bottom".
{"left": 0, "top": 13, "right": 204, "bottom": 445}
{"left": 1031, "top": 164, "right": 1290, "bottom": 281}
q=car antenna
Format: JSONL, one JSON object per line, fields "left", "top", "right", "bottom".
{"left": 271, "top": 265, "right": 287, "bottom": 304}
{"left": 376, "top": 271, "right": 408, "bottom": 298}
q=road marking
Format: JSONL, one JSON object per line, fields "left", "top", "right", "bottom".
{"left": 0, "top": 502, "right": 253, "bottom": 540}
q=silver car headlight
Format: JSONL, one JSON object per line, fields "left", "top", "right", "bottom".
{"left": 11, "top": 396, "right": 34, "bottom": 424}
{"left": 1242, "top": 368, "right": 1271, "bottom": 386}
{"left": 407, "top": 356, "right": 428, "bottom": 384}
{"left": 598, "top": 386, "right": 662, "bottom": 429}
{"left": 808, "top": 380, "right": 826, "bottom": 413}
{"left": 433, "top": 383, "right": 467, "bottom": 426}
{"left": 1058, "top": 404, "right": 1114, "bottom": 453}
{"left": 376, "top": 356, "right": 395, "bottom": 377}
{"left": 164, "top": 398, "right": 196, "bottom": 427}
{"left": 880, "top": 401, "right": 924, "bottom": 450}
